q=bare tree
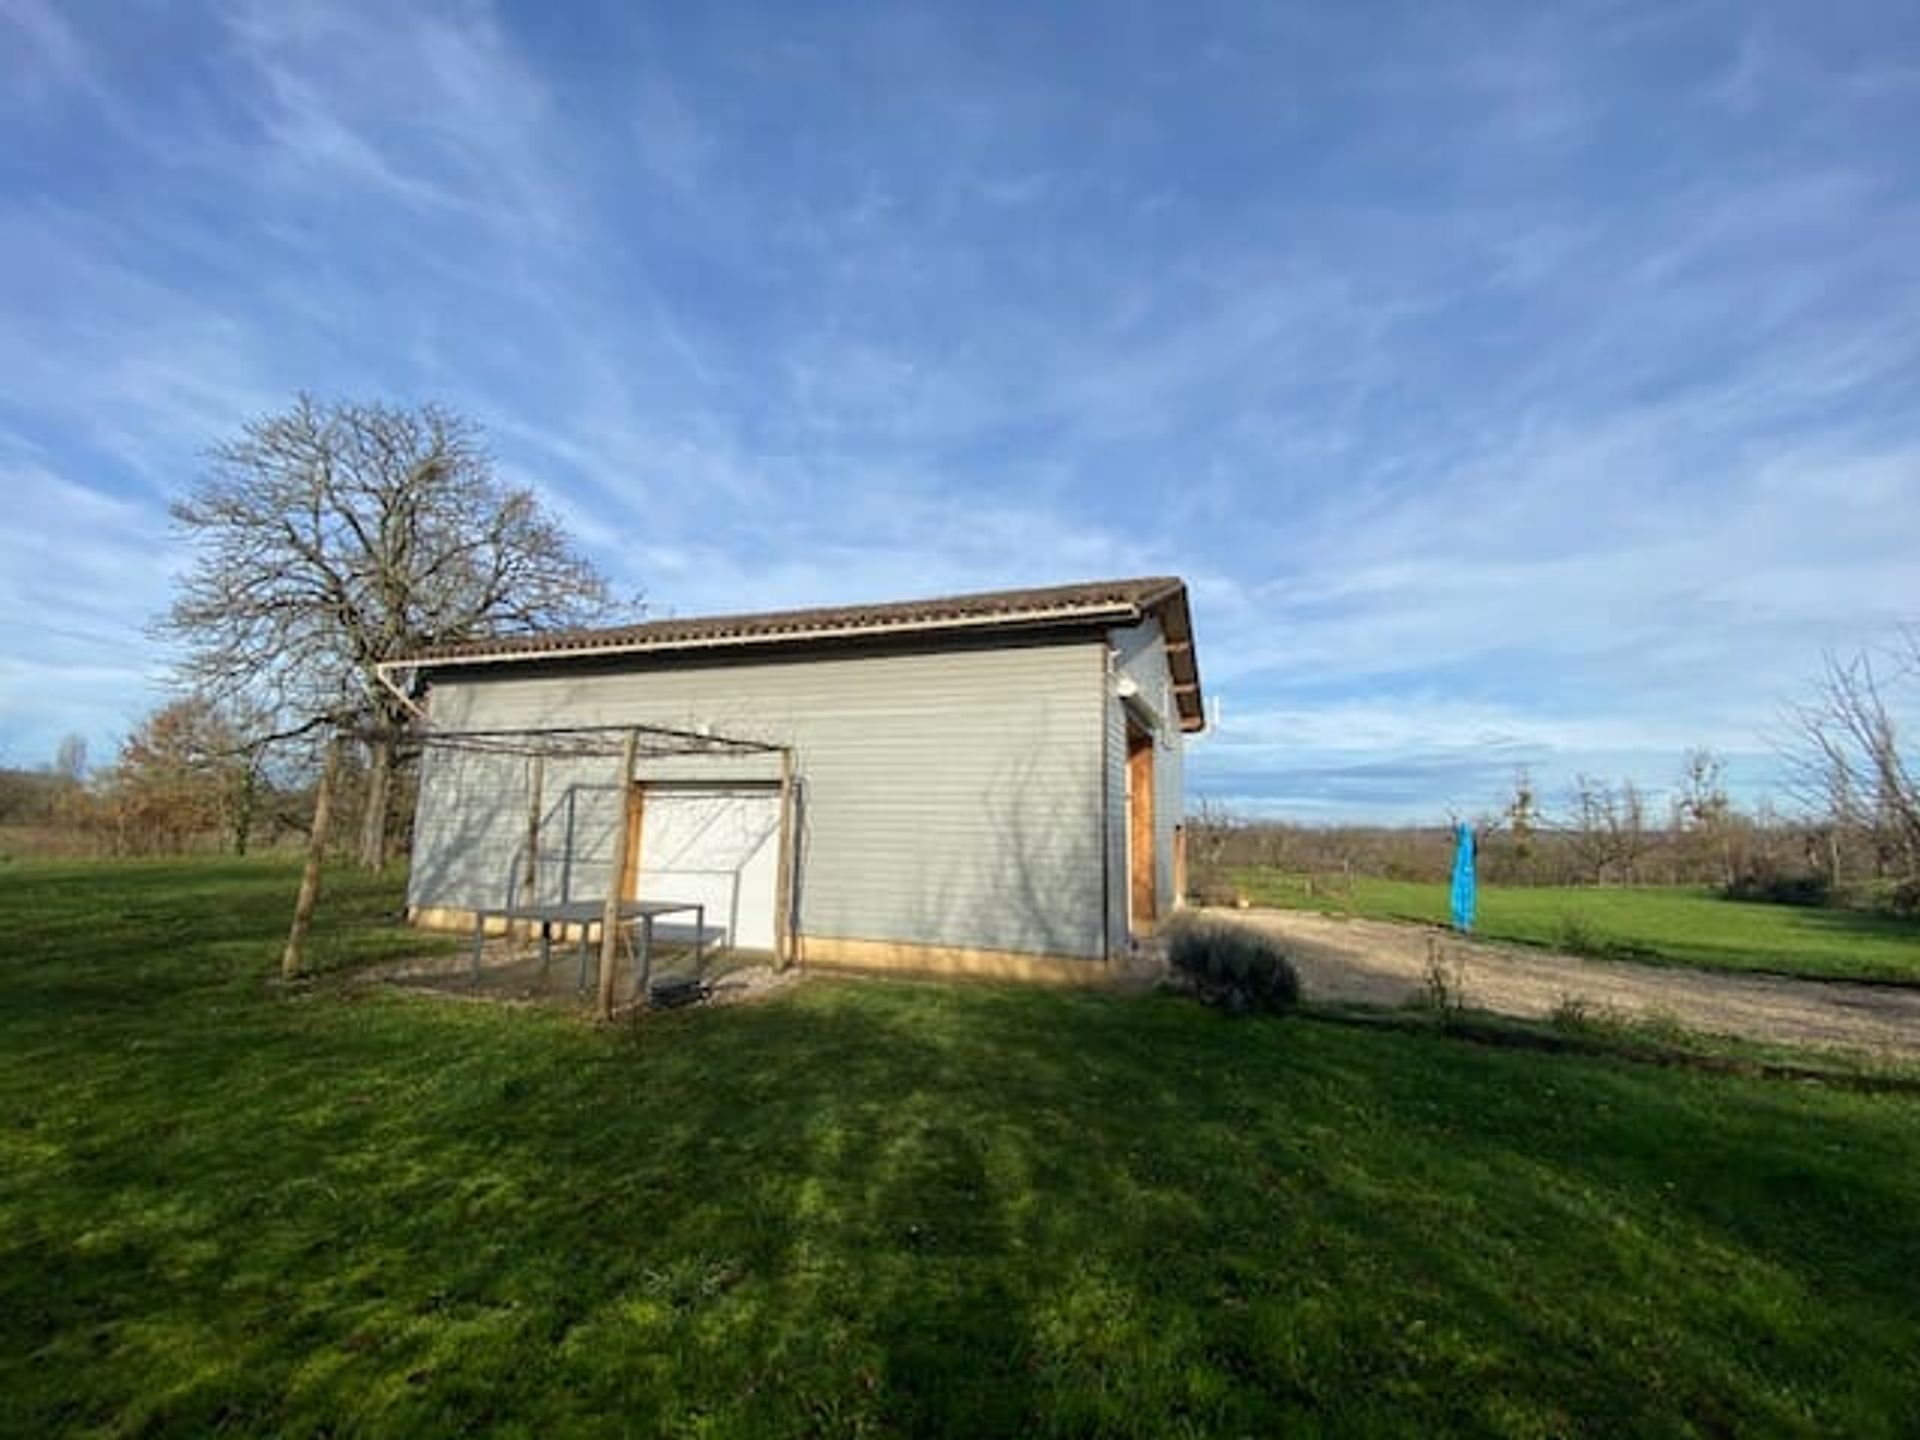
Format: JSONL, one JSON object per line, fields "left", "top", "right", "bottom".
{"left": 157, "top": 396, "right": 619, "bottom": 868}
{"left": 1614, "top": 779, "right": 1652, "bottom": 884}
{"left": 1569, "top": 774, "right": 1652, "bottom": 885}
{"left": 1186, "top": 796, "right": 1240, "bottom": 902}
{"left": 1568, "top": 775, "right": 1610, "bottom": 884}
{"left": 1784, "top": 642, "right": 1920, "bottom": 882}
{"left": 52, "top": 733, "right": 88, "bottom": 783}
{"left": 1673, "top": 748, "right": 1734, "bottom": 888}
{"left": 101, "top": 697, "right": 231, "bottom": 854}
{"left": 1501, "top": 766, "right": 1541, "bottom": 884}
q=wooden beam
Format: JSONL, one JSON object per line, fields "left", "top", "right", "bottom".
{"left": 520, "top": 754, "right": 543, "bottom": 930}
{"left": 1128, "top": 728, "right": 1157, "bottom": 929}
{"left": 281, "top": 735, "right": 342, "bottom": 980}
{"left": 596, "top": 729, "right": 640, "bottom": 1019}
{"left": 620, "top": 784, "right": 646, "bottom": 902}
{"left": 408, "top": 911, "right": 1121, "bottom": 987}
{"left": 411, "top": 906, "right": 781, "bottom": 953}
{"left": 799, "top": 934, "right": 1116, "bottom": 986}
{"left": 413, "top": 906, "right": 521, "bottom": 937}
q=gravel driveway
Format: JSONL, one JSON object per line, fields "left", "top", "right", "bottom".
{"left": 1218, "top": 907, "right": 1920, "bottom": 1060}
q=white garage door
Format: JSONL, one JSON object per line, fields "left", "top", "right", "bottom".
{"left": 636, "top": 787, "right": 781, "bottom": 953}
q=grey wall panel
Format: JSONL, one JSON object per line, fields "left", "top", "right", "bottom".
{"left": 408, "top": 640, "right": 1109, "bottom": 958}
{"left": 407, "top": 748, "right": 622, "bottom": 911}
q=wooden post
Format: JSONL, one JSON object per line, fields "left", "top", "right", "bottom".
{"left": 773, "top": 749, "right": 797, "bottom": 970}
{"left": 520, "top": 754, "right": 543, "bottom": 933}
{"left": 620, "top": 786, "right": 647, "bottom": 901}
{"left": 596, "top": 729, "right": 639, "bottom": 1019}
{"left": 282, "top": 734, "right": 342, "bottom": 980}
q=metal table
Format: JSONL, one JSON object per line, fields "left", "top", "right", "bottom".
{"left": 469, "top": 898, "right": 706, "bottom": 1002}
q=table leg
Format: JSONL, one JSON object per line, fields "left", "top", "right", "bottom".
{"left": 694, "top": 905, "right": 706, "bottom": 971}
{"left": 577, "top": 924, "right": 591, "bottom": 993}
{"left": 539, "top": 922, "right": 552, "bottom": 974}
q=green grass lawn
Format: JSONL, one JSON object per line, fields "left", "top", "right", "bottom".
{"left": 1233, "top": 870, "right": 1920, "bottom": 984}
{"left": 4, "top": 858, "right": 1919, "bottom": 1437}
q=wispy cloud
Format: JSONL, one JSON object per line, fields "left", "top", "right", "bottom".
{"left": 0, "top": 0, "right": 1914, "bottom": 815}
{"left": 0, "top": 447, "right": 176, "bottom": 762}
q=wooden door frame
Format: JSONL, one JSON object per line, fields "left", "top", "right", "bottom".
{"left": 1126, "top": 721, "right": 1156, "bottom": 933}
{"left": 620, "top": 783, "right": 645, "bottom": 901}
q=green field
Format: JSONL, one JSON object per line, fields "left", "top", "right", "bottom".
{"left": 5, "top": 859, "right": 1919, "bottom": 1436}
{"left": 1234, "top": 870, "right": 1920, "bottom": 984}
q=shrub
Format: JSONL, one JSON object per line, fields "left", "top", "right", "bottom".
{"left": 1722, "top": 868, "right": 1832, "bottom": 908}
{"left": 1549, "top": 994, "right": 1597, "bottom": 1032}
{"left": 1421, "top": 938, "right": 1468, "bottom": 1017}
{"left": 1555, "top": 912, "right": 1603, "bottom": 956}
{"left": 1548, "top": 995, "right": 1631, "bottom": 1036}
{"left": 1550, "top": 914, "right": 1659, "bottom": 962}
{"left": 1185, "top": 877, "right": 1244, "bottom": 909}
{"left": 1832, "top": 877, "right": 1920, "bottom": 918}
{"left": 1165, "top": 915, "right": 1300, "bottom": 1014}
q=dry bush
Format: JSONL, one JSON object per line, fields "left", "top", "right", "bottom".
{"left": 1164, "top": 914, "right": 1301, "bottom": 1014}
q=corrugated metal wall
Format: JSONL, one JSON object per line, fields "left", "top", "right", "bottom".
{"left": 408, "top": 638, "right": 1111, "bottom": 959}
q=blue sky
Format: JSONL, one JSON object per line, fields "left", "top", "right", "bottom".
{"left": 1, "top": 1, "right": 1915, "bottom": 821}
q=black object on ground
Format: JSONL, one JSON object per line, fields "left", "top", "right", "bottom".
{"left": 648, "top": 975, "right": 709, "bottom": 1010}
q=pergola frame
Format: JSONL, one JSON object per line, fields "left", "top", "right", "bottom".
{"left": 282, "top": 719, "right": 799, "bottom": 1018}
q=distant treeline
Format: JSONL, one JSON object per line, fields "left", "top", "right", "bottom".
{"left": 1195, "top": 635, "right": 1920, "bottom": 918}
{"left": 0, "top": 700, "right": 409, "bottom": 862}
{"left": 1190, "top": 750, "right": 1919, "bottom": 918}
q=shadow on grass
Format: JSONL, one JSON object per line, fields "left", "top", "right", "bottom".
{"left": 1731, "top": 896, "right": 1920, "bottom": 945}
{"left": 3, "top": 860, "right": 1919, "bottom": 1436}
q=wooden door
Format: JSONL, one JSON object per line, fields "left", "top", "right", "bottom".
{"left": 1127, "top": 725, "right": 1156, "bottom": 928}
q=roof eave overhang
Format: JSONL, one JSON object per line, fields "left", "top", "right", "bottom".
{"left": 379, "top": 600, "right": 1146, "bottom": 678}
{"left": 380, "top": 582, "right": 1208, "bottom": 733}
{"left": 1150, "top": 585, "right": 1207, "bottom": 733}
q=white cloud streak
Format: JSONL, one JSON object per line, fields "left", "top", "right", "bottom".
{"left": 0, "top": 0, "right": 1914, "bottom": 818}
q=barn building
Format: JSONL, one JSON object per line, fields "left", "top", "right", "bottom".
{"left": 389, "top": 576, "right": 1205, "bottom": 983}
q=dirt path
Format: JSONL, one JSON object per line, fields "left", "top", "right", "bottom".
{"left": 1219, "top": 907, "right": 1920, "bottom": 1060}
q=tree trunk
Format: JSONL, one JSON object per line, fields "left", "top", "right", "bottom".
{"left": 232, "top": 767, "right": 257, "bottom": 856}
{"left": 283, "top": 737, "right": 342, "bottom": 980}
{"left": 358, "top": 730, "right": 393, "bottom": 871}
{"left": 596, "top": 730, "right": 641, "bottom": 1019}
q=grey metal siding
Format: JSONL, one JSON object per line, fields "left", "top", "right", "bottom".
{"left": 408, "top": 639, "right": 1110, "bottom": 959}
{"left": 408, "top": 744, "right": 623, "bottom": 912}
